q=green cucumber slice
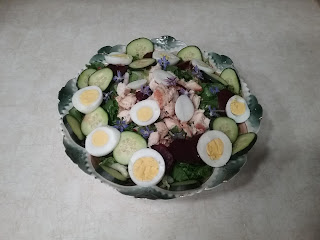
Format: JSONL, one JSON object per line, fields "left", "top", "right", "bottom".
{"left": 98, "top": 165, "right": 127, "bottom": 182}
{"left": 220, "top": 68, "right": 241, "bottom": 95}
{"left": 212, "top": 117, "right": 239, "bottom": 143}
{"left": 126, "top": 38, "right": 154, "bottom": 59}
{"left": 88, "top": 68, "right": 113, "bottom": 91}
{"left": 202, "top": 71, "right": 228, "bottom": 86}
{"left": 177, "top": 46, "right": 202, "bottom": 61}
{"left": 129, "top": 58, "right": 156, "bottom": 70}
{"left": 113, "top": 131, "right": 147, "bottom": 165}
{"left": 69, "top": 107, "right": 83, "bottom": 123}
{"left": 77, "top": 69, "right": 96, "bottom": 89}
{"left": 170, "top": 180, "right": 201, "bottom": 191}
{"left": 232, "top": 132, "right": 257, "bottom": 156}
{"left": 64, "top": 114, "right": 84, "bottom": 141}
{"left": 81, "top": 107, "right": 109, "bottom": 136}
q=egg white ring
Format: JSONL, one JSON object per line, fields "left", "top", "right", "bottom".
{"left": 197, "top": 130, "right": 232, "bottom": 167}
{"left": 130, "top": 100, "right": 161, "bottom": 126}
{"left": 128, "top": 148, "right": 165, "bottom": 187}
{"left": 225, "top": 95, "right": 250, "bottom": 123}
{"left": 191, "top": 59, "right": 215, "bottom": 74}
{"left": 126, "top": 79, "right": 147, "bottom": 90}
{"left": 175, "top": 95, "right": 194, "bottom": 122}
{"left": 85, "top": 126, "right": 120, "bottom": 157}
{"left": 72, "top": 86, "right": 103, "bottom": 114}
{"left": 152, "top": 51, "right": 180, "bottom": 65}
{"left": 104, "top": 52, "right": 133, "bottom": 65}
{"left": 152, "top": 69, "right": 177, "bottom": 86}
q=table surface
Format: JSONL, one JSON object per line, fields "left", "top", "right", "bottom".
{"left": 1, "top": 0, "right": 320, "bottom": 239}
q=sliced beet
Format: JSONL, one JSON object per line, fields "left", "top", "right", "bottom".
{"left": 107, "top": 64, "right": 128, "bottom": 76}
{"left": 143, "top": 52, "right": 153, "bottom": 58}
{"left": 135, "top": 91, "right": 149, "bottom": 101}
{"left": 152, "top": 144, "right": 175, "bottom": 173}
{"left": 217, "top": 89, "right": 234, "bottom": 116}
{"left": 168, "top": 134, "right": 204, "bottom": 165}
{"left": 176, "top": 61, "right": 191, "bottom": 70}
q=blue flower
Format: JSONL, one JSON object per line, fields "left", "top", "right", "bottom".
{"left": 103, "top": 91, "right": 113, "bottom": 102}
{"left": 113, "top": 70, "right": 124, "bottom": 83}
{"left": 208, "top": 106, "right": 219, "bottom": 117}
{"left": 179, "top": 88, "right": 189, "bottom": 96}
{"left": 113, "top": 119, "right": 128, "bottom": 132}
{"left": 166, "top": 76, "right": 178, "bottom": 86}
{"left": 157, "top": 56, "right": 170, "bottom": 70}
{"left": 209, "top": 86, "right": 220, "bottom": 95}
{"left": 139, "top": 126, "right": 153, "bottom": 139}
{"left": 192, "top": 65, "right": 203, "bottom": 79}
{"left": 140, "top": 85, "right": 152, "bottom": 96}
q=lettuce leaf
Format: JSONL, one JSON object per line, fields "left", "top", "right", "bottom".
{"left": 172, "top": 163, "right": 213, "bottom": 182}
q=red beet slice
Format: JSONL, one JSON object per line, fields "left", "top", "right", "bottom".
{"left": 176, "top": 61, "right": 192, "bottom": 70}
{"left": 168, "top": 134, "right": 204, "bottom": 165}
{"left": 152, "top": 144, "right": 175, "bottom": 173}
{"left": 217, "top": 89, "right": 234, "bottom": 116}
{"left": 107, "top": 64, "right": 128, "bottom": 76}
{"left": 135, "top": 91, "right": 149, "bottom": 101}
{"left": 143, "top": 52, "right": 153, "bottom": 58}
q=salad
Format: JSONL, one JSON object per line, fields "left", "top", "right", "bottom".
{"left": 63, "top": 37, "right": 258, "bottom": 191}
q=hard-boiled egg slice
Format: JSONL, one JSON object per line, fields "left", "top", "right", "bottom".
{"left": 72, "top": 86, "right": 103, "bottom": 114}
{"left": 152, "top": 69, "right": 176, "bottom": 86}
{"left": 197, "top": 130, "right": 232, "bottom": 167}
{"left": 175, "top": 95, "right": 194, "bottom": 122}
{"left": 152, "top": 51, "right": 180, "bottom": 65}
{"left": 85, "top": 126, "right": 120, "bottom": 157}
{"left": 128, "top": 148, "right": 165, "bottom": 187}
{"left": 127, "top": 79, "right": 147, "bottom": 90}
{"left": 191, "top": 59, "right": 216, "bottom": 74}
{"left": 130, "top": 100, "right": 160, "bottom": 126}
{"left": 104, "top": 52, "right": 133, "bottom": 65}
{"left": 225, "top": 95, "right": 250, "bottom": 123}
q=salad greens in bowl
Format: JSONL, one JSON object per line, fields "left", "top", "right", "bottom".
{"left": 58, "top": 36, "right": 262, "bottom": 199}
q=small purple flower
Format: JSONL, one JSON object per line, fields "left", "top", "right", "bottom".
{"left": 192, "top": 65, "right": 203, "bottom": 79}
{"left": 113, "top": 70, "right": 124, "bottom": 83}
{"left": 179, "top": 88, "right": 189, "bottom": 96}
{"left": 113, "top": 119, "right": 128, "bottom": 132}
{"left": 208, "top": 106, "right": 219, "bottom": 117}
{"left": 139, "top": 126, "right": 153, "bottom": 139}
{"left": 103, "top": 91, "right": 113, "bottom": 102}
{"left": 209, "top": 86, "right": 220, "bottom": 95}
{"left": 140, "top": 85, "right": 152, "bottom": 96}
{"left": 166, "top": 76, "right": 178, "bottom": 86}
{"left": 157, "top": 56, "right": 170, "bottom": 70}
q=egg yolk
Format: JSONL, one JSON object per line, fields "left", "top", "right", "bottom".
{"left": 137, "top": 107, "right": 153, "bottom": 122}
{"left": 80, "top": 89, "right": 99, "bottom": 106}
{"left": 230, "top": 99, "right": 246, "bottom": 115}
{"left": 91, "top": 130, "right": 109, "bottom": 147}
{"left": 133, "top": 157, "right": 159, "bottom": 181}
{"left": 111, "top": 54, "right": 128, "bottom": 58}
{"left": 206, "top": 138, "right": 224, "bottom": 160}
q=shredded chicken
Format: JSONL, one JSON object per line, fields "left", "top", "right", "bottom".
{"left": 190, "top": 109, "right": 210, "bottom": 132}
{"left": 163, "top": 117, "right": 182, "bottom": 130}
{"left": 180, "top": 122, "right": 193, "bottom": 137}
{"left": 116, "top": 82, "right": 130, "bottom": 98}
{"left": 189, "top": 90, "right": 201, "bottom": 109}
{"left": 115, "top": 93, "right": 136, "bottom": 110}
{"left": 155, "top": 122, "right": 169, "bottom": 139}
{"left": 148, "top": 131, "right": 160, "bottom": 147}
{"left": 117, "top": 110, "right": 131, "bottom": 123}
{"left": 178, "top": 79, "right": 202, "bottom": 92}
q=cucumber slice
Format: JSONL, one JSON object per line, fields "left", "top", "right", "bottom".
{"left": 212, "top": 117, "right": 239, "bottom": 143}
{"left": 126, "top": 38, "right": 154, "bottom": 59}
{"left": 81, "top": 107, "right": 109, "bottom": 136}
{"left": 113, "top": 131, "right": 147, "bottom": 165}
{"left": 129, "top": 58, "right": 156, "bottom": 70}
{"left": 232, "top": 132, "right": 257, "bottom": 156}
{"left": 88, "top": 68, "right": 113, "bottom": 91}
{"left": 98, "top": 165, "right": 127, "bottom": 181}
{"left": 202, "top": 71, "right": 228, "bottom": 86}
{"left": 170, "top": 180, "right": 201, "bottom": 191}
{"left": 77, "top": 69, "right": 96, "bottom": 89}
{"left": 64, "top": 114, "right": 84, "bottom": 141}
{"left": 220, "top": 68, "right": 241, "bottom": 95}
{"left": 69, "top": 107, "right": 83, "bottom": 123}
{"left": 177, "top": 46, "right": 202, "bottom": 61}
